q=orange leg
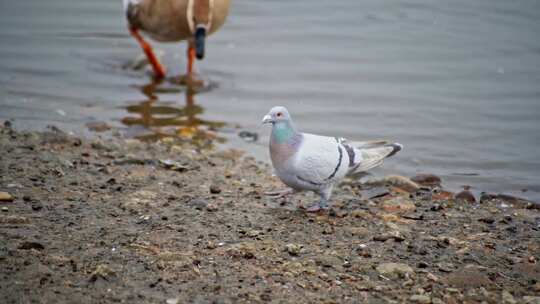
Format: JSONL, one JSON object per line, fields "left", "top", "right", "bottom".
{"left": 129, "top": 27, "right": 166, "bottom": 79}
{"left": 187, "top": 45, "right": 196, "bottom": 76}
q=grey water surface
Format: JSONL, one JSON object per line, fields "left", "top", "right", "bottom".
{"left": 1, "top": 0, "right": 539, "bottom": 200}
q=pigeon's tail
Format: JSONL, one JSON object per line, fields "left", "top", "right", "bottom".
{"left": 349, "top": 142, "right": 403, "bottom": 174}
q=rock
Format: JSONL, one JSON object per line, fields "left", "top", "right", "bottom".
{"left": 430, "top": 203, "right": 444, "bottom": 211}
{"left": 523, "top": 296, "right": 540, "bottom": 304}
{"left": 18, "top": 241, "right": 45, "bottom": 251}
{"left": 206, "top": 203, "right": 218, "bottom": 212}
{"left": 382, "top": 175, "right": 420, "bottom": 193}
{"left": 455, "top": 190, "right": 476, "bottom": 203}
{"left": 410, "top": 294, "right": 431, "bottom": 304}
{"left": 437, "top": 262, "right": 455, "bottom": 273}
{"left": 376, "top": 263, "right": 414, "bottom": 279}
{"left": 447, "top": 270, "right": 491, "bottom": 288}
{"left": 226, "top": 243, "right": 256, "bottom": 259}
{"left": 209, "top": 184, "right": 222, "bottom": 194}
{"left": 381, "top": 197, "right": 416, "bottom": 214}
{"left": 0, "top": 216, "right": 30, "bottom": 224}
{"left": 166, "top": 298, "right": 180, "bottom": 304}
{"left": 285, "top": 244, "right": 303, "bottom": 256}
{"left": 345, "top": 227, "right": 370, "bottom": 237}
{"left": 89, "top": 264, "right": 116, "bottom": 282}
{"left": 478, "top": 217, "right": 495, "bottom": 224}
{"left": 85, "top": 121, "right": 111, "bottom": 132}
{"left": 350, "top": 210, "right": 370, "bottom": 218}
{"left": 502, "top": 290, "right": 516, "bottom": 304}
{"left": 432, "top": 190, "right": 454, "bottom": 200}
{"left": 411, "top": 174, "right": 441, "bottom": 187}
{"left": 1, "top": 207, "right": 8, "bottom": 212}
{"left": 31, "top": 201, "right": 43, "bottom": 211}
{"left": 0, "top": 192, "right": 14, "bottom": 202}
{"left": 373, "top": 231, "right": 405, "bottom": 242}
{"left": 360, "top": 186, "right": 390, "bottom": 200}
{"left": 497, "top": 194, "right": 539, "bottom": 209}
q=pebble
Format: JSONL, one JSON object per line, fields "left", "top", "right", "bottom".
{"left": 166, "top": 298, "right": 180, "bottom": 304}
{"left": 523, "top": 296, "right": 540, "bottom": 304}
{"left": 209, "top": 184, "right": 222, "bottom": 194}
{"left": 1, "top": 207, "right": 8, "bottom": 212}
{"left": 410, "top": 294, "right": 431, "bottom": 304}
{"left": 285, "top": 244, "right": 302, "bottom": 256}
{"left": 437, "top": 262, "right": 455, "bottom": 273}
{"left": 381, "top": 197, "right": 416, "bottom": 214}
{"left": 382, "top": 175, "right": 420, "bottom": 193}
{"left": 502, "top": 290, "right": 517, "bottom": 304}
{"left": 376, "top": 262, "right": 414, "bottom": 278}
{"left": 0, "top": 191, "right": 14, "bottom": 202}
{"left": 455, "top": 190, "right": 476, "bottom": 203}
{"left": 411, "top": 174, "right": 441, "bottom": 187}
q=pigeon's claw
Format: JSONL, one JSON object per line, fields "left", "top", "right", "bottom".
{"left": 264, "top": 189, "right": 294, "bottom": 198}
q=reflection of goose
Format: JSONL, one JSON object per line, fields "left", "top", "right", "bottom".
{"left": 121, "top": 80, "right": 226, "bottom": 148}
{"left": 123, "top": 0, "right": 231, "bottom": 80}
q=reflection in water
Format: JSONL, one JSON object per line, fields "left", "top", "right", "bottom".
{"left": 122, "top": 81, "right": 226, "bottom": 149}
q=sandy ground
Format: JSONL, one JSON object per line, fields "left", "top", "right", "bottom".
{"left": 0, "top": 122, "right": 539, "bottom": 304}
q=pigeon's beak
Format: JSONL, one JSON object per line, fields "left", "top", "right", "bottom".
{"left": 262, "top": 114, "right": 273, "bottom": 124}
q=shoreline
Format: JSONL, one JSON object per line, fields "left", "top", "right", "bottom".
{"left": 0, "top": 122, "right": 539, "bottom": 303}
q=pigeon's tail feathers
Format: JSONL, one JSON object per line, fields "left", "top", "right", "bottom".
{"left": 350, "top": 143, "right": 403, "bottom": 173}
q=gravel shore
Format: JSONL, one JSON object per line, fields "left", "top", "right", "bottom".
{"left": 0, "top": 123, "right": 539, "bottom": 303}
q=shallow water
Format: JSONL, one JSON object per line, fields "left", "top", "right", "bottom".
{"left": 1, "top": 0, "right": 539, "bottom": 200}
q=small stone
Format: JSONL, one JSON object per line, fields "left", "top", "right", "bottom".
{"left": 502, "top": 290, "right": 516, "bottom": 304}
{"left": 426, "top": 272, "right": 439, "bottom": 282}
{"left": 166, "top": 298, "right": 179, "bottom": 304}
{"left": 18, "top": 241, "right": 45, "bottom": 251}
{"left": 86, "top": 121, "right": 111, "bottom": 132}
{"left": 455, "top": 190, "right": 476, "bottom": 203}
{"left": 0, "top": 192, "right": 14, "bottom": 202}
{"left": 1, "top": 207, "right": 8, "bottom": 212}
{"left": 382, "top": 175, "right": 420, "bottom": 193}
{"left": 285, "top": 244, "right": 302, "bottom": 256}
{"left": 350, "top": 210, "right": 369, "bottom": 218}
{"left": 206, "top": 203, "right": 218, "bottom": 212}
{"left": 209, "top": 184, "right": 222, "bottom": 194}
{"left": 478, "top": 217, "right": 495, "bottom": 224}
{"left": 410, "top": 294, "right": 431, "bottom": 304}
{"left": 89, "top": 264, "right": 116, "bottom": 282}
{"left": 430, "top": 204, "right": 444, "bottom": 211}
{"left": 437, "top": 262, "right": 455, "bottom": 273}
{"left": 431, "top": 298, "right": 444, "bottom": 304}
{"left": 411, "top": 174, "right": 441, "bottom": 187}
{"left": 376, "top": 262, "right": 414, "bottom": 279}
{"left": 31, "top": 202, "right": 43, "bottom": 211}
{"left": 523, "top": 296, "right": 540, "bottom": 304}
{"left": 381, "top": 196, "right": 416, "bottom": 214}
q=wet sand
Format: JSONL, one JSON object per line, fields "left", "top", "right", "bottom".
{"left": 1, "top": 122, "right": 539, "bottom": 303}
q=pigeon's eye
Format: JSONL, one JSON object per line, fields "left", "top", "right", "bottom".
{"left": 276, "top": 112, "right": 282, "bottom": 117}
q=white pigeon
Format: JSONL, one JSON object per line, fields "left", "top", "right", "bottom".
{"left": 262, "top": 106, "right": 403, "bottom": 212}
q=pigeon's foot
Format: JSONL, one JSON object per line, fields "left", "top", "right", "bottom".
{"left": 264, "top": 189, "right": 294, "bottom": 198}
{"left": 302, "top": 201, "right": 329, "bottom": 213}
{"left": 305, "top": 204, "right": 323, "bottom": 213}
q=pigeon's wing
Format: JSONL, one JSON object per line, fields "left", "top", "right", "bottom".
{"left": 292, "top": 133, "right": 348, "bottom": 185}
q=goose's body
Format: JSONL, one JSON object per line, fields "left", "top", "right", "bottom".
{"left": 123, "top": 0, "right": 231, "bottom": 79}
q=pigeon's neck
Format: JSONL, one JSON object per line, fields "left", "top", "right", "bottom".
{"left": 272, "top": 121, "right": 297, "bottom": 144}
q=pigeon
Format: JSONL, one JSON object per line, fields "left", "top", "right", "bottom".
{"left": 262, "top": 106, "right": 403, "bottom": 212}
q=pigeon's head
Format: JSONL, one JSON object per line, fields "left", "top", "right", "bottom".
{"left": 262, "top": 106, "right": 291, "bottom": 125}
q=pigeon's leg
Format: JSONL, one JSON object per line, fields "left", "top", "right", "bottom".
{"left": 264, "top": 188, "right": 295, "bottom": 198}
{"left": 129, "top": 26, "right": 166, "bottom": 79}
{"left": 305, "top": 186, "right": 333, "bottom": 213}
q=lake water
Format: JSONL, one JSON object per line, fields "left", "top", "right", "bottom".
{"left": 1, "top": 0, "right": 539, "bottom": 201}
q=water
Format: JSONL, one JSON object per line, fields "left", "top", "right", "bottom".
{"left": 1, "top": 0, "right": 539, "bottom": 201}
